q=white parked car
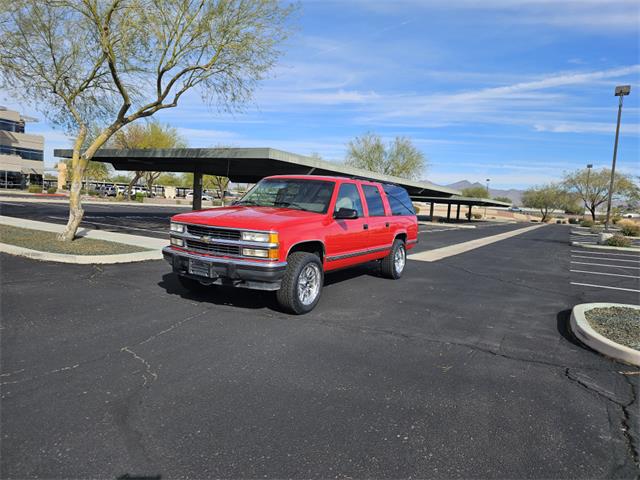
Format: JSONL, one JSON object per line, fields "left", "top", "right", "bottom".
{"left": 185, "top": 191, "right": 213, "bottom": 201}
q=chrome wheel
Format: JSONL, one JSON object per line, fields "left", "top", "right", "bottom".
{"left": 297, "top": 263, "right": 321, "bottom": 306}
{"left": 394, "top": 244, "right": 406, "bottom": 273}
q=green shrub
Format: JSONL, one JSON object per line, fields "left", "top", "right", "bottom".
{"left": 46, "top": 187, "right": 57, "bottom": 194}
{"left": 28, "top": 184, "right": 42, "bottom": 193}
{"left": 568, "top": 218, "right": 579, "bottom": 224}
{"left": 580, "top": 219, "right": 594, "bottom": 227}
{"left": 88, "top": 189, "right": 99, "bottom": 197}
{"left": 115, "top": 193, "right": 124, "bottom": 201}
{"left": 590, "top": 225, "right": 603, "bottom": 234}
{"left": 605, "top": 234, "right": 632, "bottom": 248}
{"left": 176, "top": 199, "right": 182, "bottom": 205}
{"left": 134, "top": 192, "right": 145, "bottom": 202}
{"left": 618, "top": 219, "right": 640, "bottom": 237}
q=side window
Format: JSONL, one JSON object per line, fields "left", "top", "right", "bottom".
{"left": 362, "top": 185, "right": 385, "bottom": 217}
{"left": 334, "top": 183, "right": 364, "bottom": 217}
{"left": 383, "top": 184, "right": 416, "bottom": 216}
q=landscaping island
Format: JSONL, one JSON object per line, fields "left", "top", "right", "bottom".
{"left": 0, "top": 225, "right": 149, "bottom": 255}
{"left": 585, "top": 306, "right": 640, "bottom": 351}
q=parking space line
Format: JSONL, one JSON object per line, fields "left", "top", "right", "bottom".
{"left": 48, "top": 216, "right": 166, "bottom": 235}
{"left": 570, "top": 249, "right": 639, "bottom": 258}
{"left": 571, "top": 261, "right": 640, "bottom": 269}
{"left": 570, "top": 282, "right": 640, "bottom": 293}
{"left": 570, "top": 269, "right": 640, "bottom": 279}
{"left": 571, "top": 255, "right": 639, "bottom": 263}
{"left": 409, "top": 224, "right": 544, "bottom": 262}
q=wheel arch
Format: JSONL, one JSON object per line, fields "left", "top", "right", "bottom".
{"left": 287, "top": 240, "right": 326, "bottom": 263}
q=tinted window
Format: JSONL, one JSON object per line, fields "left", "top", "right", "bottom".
{"left": 362, "top": 185, "right": 385, "bottom": 216}
{"left": 334, "top": 183, "right": 364, "bottom": 217}
{"left": 383, "top": 184, "right": 415, "bottom": 216}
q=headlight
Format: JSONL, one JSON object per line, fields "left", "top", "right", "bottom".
{"left": 170, "top": 237, "right": 184, "bottom": 247}
{"left": 241, "top": 231, "right": 278, "bottom": 243}
{"left": 242, "top": 247, "right": 269, "bottom": 258}
{"left": 170, "top": 222, "right": 185, "bottom": 233}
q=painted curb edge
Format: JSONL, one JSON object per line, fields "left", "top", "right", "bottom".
{"left": 0, "top": 242, "right": 162, "bottom": 264}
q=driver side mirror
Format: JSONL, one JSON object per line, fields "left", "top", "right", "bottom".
{"left": 334, "top": 207, "right": 358, "bottom": 220}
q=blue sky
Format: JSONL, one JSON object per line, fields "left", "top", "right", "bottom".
{"left": 2, "top": 0, "right": 639, "bottom": 189}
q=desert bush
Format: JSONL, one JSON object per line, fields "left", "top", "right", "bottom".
{"left": 568, "top": 218, "right": 579, "bottom": 224}
{"left": 605, "top": 234, "right": 632, "bottom": 247}
{"left": 88, "top": 189, "right": 99, "bottom": 196}
{"left": 135, "top": 192, "right": 145, "bottom": 203}
{"left": 412, "top": 203, "right": 421, "bottom": 214}
{"left": 618, "top": 219, "right": 640, "bottom": 237}
{"left": 472, "top": 213, "right": 483, "bottom": 219}
{"left": 590, "top": 225, "right": 603, "bottom": 234}
{"left": 580, "top": 219, "right": 594, "bottom": 227}
{"left": 46, "top": 187, "right": 57, "bottom": 194}
{"left": 27, "top": 184, "right": 42, "bottom": 193}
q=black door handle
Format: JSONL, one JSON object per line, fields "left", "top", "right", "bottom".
{"left": 385, "top": 222, "right": 390, "bottom": 227}
{"left": 363, "top": 224, "right": 369, "bottom": 230}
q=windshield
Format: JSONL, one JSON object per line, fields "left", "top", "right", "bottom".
{"left": 236, "top": 178, "right": 335, "bottom": 213}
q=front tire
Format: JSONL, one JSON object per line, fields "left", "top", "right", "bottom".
{"left": 277, "top": 252, "right": 324, "bottom": 314}
{"left": 381, "top": 239, "right": 406, "bottom": 279}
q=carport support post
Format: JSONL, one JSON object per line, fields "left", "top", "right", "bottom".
{"left": 468, "top": 205, "right": 472, "bottom": 221}
{"left": 429, "top": 202, "right": 434, "bottom": 221}
{"left": 192, "top": 171, "right": 203, "bottom": 210}
{"left": 456, "top": 204, "right": 461, "bottom": 221}
{"left": 446, "top": 204, "right": 451, "bottom": 222}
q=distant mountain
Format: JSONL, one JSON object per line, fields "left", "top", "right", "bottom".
{"left": 443, "top": 180, "right": 524, "bottom": 205}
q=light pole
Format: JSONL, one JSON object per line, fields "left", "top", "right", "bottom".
{"left": 485, "top": 178, "right": 490, "bottom": 219}
{"left": 585, "top": 164, "right": 592, "bottom": 219}
{"left": 604, "top": 85, "right": 631, "bottom": 231}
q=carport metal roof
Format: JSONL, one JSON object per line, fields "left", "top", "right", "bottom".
{"left": 53, "top": 147, "right": 460, "bottom": 198}
{"left": 412, "top": 196, "right": 512, "bottom": 208}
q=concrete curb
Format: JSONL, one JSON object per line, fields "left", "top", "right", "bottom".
{"left": 571, "top": 241, "right": 640, "bottom": 252}
{"left": 0, "top": 215, "right": 167, "bottom": 250}
{"left": 570, "top": 303, "right": 640, "bottom": 367}
{"left": 0, "top": 242, "right": 162, "bottom": 264}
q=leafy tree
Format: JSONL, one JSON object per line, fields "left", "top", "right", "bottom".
{"left": 563, "top": 168, "right": 639, "bottom": 221}
{"left": 493, "top": 196, "right": 512, "bottom": 204}
{"left": 0, "top": 0, "right": 292, "bottom": 240}
{"left": 521, "top": 183, "right": 568, "bottom": 222}
{"left": 110, "top": 121, "right": 188, "bottom": 197}
{"left": 461, "top": 186, "right": 489, "bottom": 198}
{"left": 156, "top": 173, "right": 183, "bottom": 187}
{"left": 345, "top": 133, "right": 425, "bottom": 180}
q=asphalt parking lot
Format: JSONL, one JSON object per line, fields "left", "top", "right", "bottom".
{"left": 2, "top": 217, "right": 638, "bottom": 479}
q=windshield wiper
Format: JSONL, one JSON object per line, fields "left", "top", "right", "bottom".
{"left": 274, "top": 201, "right": 308, "bottom": 211}
{"left": 236, "top": 200, "right": 262, "bottom": 206}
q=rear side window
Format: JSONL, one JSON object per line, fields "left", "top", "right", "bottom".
{"left": 362, "top": 185, "right": 386, "bottom": 217}
{"left": 383, "top": 184, "right": 415, "bottom": 216}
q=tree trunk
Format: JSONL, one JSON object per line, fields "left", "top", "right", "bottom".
{"left": 58, "top": 126, "right": 87, "bottom": 242}
{"left": 127, "top": 172, "right": 141, "bottom": 199}
{"left": 589, "top": 206, "right": 596, "bottom": 222}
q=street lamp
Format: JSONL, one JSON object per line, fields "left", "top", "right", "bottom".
{"left": 585, "top": 164, "right": 592, "bottom": 219}
{"left": 485, "top": 178, "right": 490, "bottom": 219}
{"left": 604, "top": 85, "right": 631, "bottom": 230}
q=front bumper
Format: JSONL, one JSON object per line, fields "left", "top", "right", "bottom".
{"left": 163, "top": 246, "right": 287, "bottom": 291}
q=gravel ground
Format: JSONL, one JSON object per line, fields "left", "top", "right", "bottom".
{"left": 0, "top": 225, "right": 149, "bottom": 255}
{"left": 585, "top": 306, "right": 640, "bottom": 351}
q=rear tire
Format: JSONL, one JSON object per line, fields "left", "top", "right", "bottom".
{"left": 381, "top": 239, "right": 406, "bottom": 279}
{"left": 177, "top": 274, "right": 212, "bottom": 293}
{"left": 277, "top": 252, "right": 324, "bottom": 314}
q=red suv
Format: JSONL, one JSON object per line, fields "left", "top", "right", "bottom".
{"left": 163, "top": 175, "right": 418, "bottom": 314}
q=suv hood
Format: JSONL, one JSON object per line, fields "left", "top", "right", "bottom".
{"left": 172, "top": 205, "right": 325, "bottom": 231}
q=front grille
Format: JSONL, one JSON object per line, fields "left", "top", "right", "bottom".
{"left": 185, "top": 239, "right": 241, "bottom": 256}
{"left": 186, "top": 224, "right": 241, "bottom": 240}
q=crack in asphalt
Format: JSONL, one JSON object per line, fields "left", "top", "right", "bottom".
{"left": 565, "top": 368, "right": 639, "bottom": 475}
{"left": 121, "top": 347, "right": 158, "bottom": 387}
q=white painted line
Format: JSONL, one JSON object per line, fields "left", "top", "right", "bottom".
{"left": 571, "top": 261, "right": 640, "bottom": 270}
{"left": 571, "top": 282, "right": 640, "bottom": 293}
{"left": 571, "top": 255, "right": 639, "bottom": 263}
{"left": 571, "top": 269, "right": 640, "bottom": 279}
{"left": 571, "top": 249, "right": 639, "bottom": 258}
{"left": 0, "top": 202, "right": 26, "bottom": 207}
{"left": 409, "top": 224, "right": 544, "bottom": 262}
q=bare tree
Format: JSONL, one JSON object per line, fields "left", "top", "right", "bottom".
{"left": 0, "top": 0, "right": 292, "bottom": 240}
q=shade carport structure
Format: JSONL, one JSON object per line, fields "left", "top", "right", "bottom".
{"left": 53, "top": 147, "right": 461, "bottom": 210}
{"left": 413, "top": 196, "right": 512, "bottom": 222}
